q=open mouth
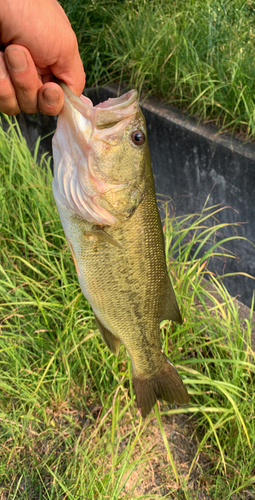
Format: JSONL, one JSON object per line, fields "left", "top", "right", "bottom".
{"left": 60, "top": 83, "right": 138, "bottom": 129}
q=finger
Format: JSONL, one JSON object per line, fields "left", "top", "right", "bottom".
{"left": 5, "top": 44, "right": 42, "bottom": 114}
{"left": 38, "top": 82, "right": 65, "bottom": 116}
{"left": 50, "top": 31, "right": 85, "bottom": 97}
{"left": 0, "top": 52, "right": 20, "bottom": 115}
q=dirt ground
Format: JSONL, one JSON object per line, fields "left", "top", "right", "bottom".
{"left": 118, "top": 409, "right": 211, "bottom": 499}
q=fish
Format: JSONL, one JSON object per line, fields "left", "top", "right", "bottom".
{"left": 52, "top": 84, "right": 189, "bottom": 417}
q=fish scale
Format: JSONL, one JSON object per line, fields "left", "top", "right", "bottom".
{"left": 52, "top": 84, "right": 189, "bottom": 417}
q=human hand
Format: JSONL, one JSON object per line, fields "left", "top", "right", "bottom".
{"left": 0, "top": 0, "right": 85, "bottom": 115}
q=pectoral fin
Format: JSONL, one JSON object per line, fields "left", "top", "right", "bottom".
{"left": 84, "top": 226, "right": 122, "bottom": 249}
{"left": 94, "top": 314, "right": 120, "bottom": 356}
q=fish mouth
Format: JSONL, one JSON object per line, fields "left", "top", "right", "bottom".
{"left": 59, "top": 83, "right": 138, "bottom": 131}
{"left": 60, "top": 83, "right": 137, "bottom": 107}
{"left": 94, "top": 90, "right": 137, "bottom": 109}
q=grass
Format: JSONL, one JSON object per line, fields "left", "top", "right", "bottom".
{"left": 0, "top": 117, "right": 254, "bottom": 499}
{"left": 59, "top": 0, "right": 255, "bottom": 140}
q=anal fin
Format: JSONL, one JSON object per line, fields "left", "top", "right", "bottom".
{"left": 161, "top": 280, "right": 183, "bottom": 325}
{"left": 94, "top": 314, "right": 120, "bottom": 356}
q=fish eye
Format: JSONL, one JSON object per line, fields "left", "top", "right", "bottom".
{"left": 131, "top": 130, "right": 145, "bottom": 146}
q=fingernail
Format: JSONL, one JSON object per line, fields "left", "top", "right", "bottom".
{"left": 0, "top": 53, "right": 8, "bottom": 80}
{"left": 5, "top": 48, "right": 28, "bottom": 73}
{"left": 42, "top": 88, "right": 60, "bottom": 106}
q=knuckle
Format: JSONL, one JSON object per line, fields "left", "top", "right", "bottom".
{"left": 0, "top": 100, "right": 20, "bottom": 115}
{"left": 0, "top": 90, "right": 19, "bottom": 115}
{"left": 7, "top": 107, "right": 21, "bottom": 116}
{"left": 12, "top": 87, "right": 38, "bottom": 114}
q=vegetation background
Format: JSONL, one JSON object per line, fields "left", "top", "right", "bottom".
{"left": 60, "top": 0, "right": 255, "bottom": 139}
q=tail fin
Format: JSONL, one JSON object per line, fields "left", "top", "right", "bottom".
{"left": 133, "top": 359, "right": 189, "bottom": 418}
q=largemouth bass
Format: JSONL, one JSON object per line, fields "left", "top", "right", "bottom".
{"left": 52, "top": 84, "right": 189, "bottom": 417}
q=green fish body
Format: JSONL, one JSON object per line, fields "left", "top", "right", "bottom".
{"left": 52, "top": 85, "right": 189, "bottom": 417}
